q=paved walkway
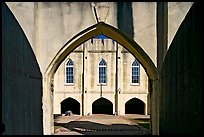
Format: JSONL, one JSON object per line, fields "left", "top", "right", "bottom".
{"left": 54, "top": 114, "right": 151, "bottom": 135}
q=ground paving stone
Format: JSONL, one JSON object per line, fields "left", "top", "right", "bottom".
{"left": 54, "top": 114, "right": 151, "bottom": 135}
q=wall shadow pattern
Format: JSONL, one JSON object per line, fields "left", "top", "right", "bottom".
{"left": 117, "top": 2, "right": 134, "bottom": 39}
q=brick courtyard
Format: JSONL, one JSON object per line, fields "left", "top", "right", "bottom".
{"left": 54, "top": 114, "right": 151, "bottom": 135}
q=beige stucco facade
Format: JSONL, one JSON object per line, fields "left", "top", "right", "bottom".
{"left": 53, "top": 38, "right": 149, "bottom": 116}
{"left": 6, "top": 2, "right": 193, "bottom": 74}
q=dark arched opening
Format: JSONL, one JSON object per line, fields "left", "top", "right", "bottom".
{"left": 125, "top": 98, "right": 145, "bottom": 114}
{"left": 61, "top": 97, "right": 80, "bottom": 115}
{"left": 92, "top": 98, "right": 113, "bottom": 114}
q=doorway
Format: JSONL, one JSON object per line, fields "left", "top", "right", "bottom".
{"left": 125, "top": 98, "right": 145, "bottom": 114}
{"left": 92, "top": 98, "right": 113, "bottom": 114}
{"left": 61, "top": 97, "right": 80, "bottom": 115}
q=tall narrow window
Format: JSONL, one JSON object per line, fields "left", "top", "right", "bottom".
{"left": 65, "top": 59, "right": 74, "bottom": 84}
{"left": 99, "top": 59, "right": 106, "bottom": 84}
{"left": 132, "top": 59, "right": 140, "bottom": 84}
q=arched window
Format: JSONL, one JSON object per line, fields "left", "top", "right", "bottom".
{"left": 132, "top": 59, "right": 140, "bottom": 84}
{"left": 65, "top": 59, "right": 74, "bottom": 84}
{"left": 98, "top": 59, "right": 106, "bottom": 84}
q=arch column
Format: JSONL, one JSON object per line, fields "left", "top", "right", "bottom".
{"left": 42, "top": 75, "right": 54, "bottom": 135}
{"left": 150, "top": 78, "right": 160, "bottom": 135}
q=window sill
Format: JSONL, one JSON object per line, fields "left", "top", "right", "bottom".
{"left": 64, "top": 83, "right": 74, "bottom": 86}
{"left": 130, "top": 83, "right": 140, "bottom": 86}
{"left": 97, "top": 83, "right": 107, "bottom": 86}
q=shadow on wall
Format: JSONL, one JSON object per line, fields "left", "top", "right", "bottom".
{"left": 117, "top": 2, "right": 134, "bottom": 38}
{"left": 160, "top": 2, "right": 202, "bottom": 135}
{"left": 2, "top": 3, "right": 43, "bottom": 135}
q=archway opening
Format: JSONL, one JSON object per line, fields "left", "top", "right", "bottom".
{"left": 60, "top": 97, "right": 80, "bottom": 115}
{"left": 92, "top": 98, "right": 113, "bottom": 114}
{"left": 44, "top": 22, "right": 159, "bottom": 135}
{"left": 125, "top": 98, "right": 145, "bottom": 114}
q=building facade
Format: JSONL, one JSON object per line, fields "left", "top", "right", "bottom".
{"left": 53, "top": 35, "right": 149, "bottom": 116}
{"left": 3, "top": 2, "right": 195, "bottom": 135}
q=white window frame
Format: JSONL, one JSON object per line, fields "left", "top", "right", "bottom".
{"left": 65, "top": 59, "right": 74, "bottom": 85}
{"left": 131, "top": 59, "right": 140, "bottom": 85}
{"left": 98, "top": 58, "right": 107, "bottom": 85}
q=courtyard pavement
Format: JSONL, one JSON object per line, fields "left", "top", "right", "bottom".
{"left": 54, "top": 114, "right": 151, "bottom": 135}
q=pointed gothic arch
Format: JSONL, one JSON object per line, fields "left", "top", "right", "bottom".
{"left": 92, "top": 97, "right": 113, "bottom": 114}
{"left": 125, "top": 98, "right": 145, "bottom": 114}
{"left": 60, "top": 97, "right": 80, "bottom": 115}
{"left": 43, "top": 22, "right": 159, "bottom": 135}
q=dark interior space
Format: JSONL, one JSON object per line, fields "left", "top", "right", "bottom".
{"left": 61, "top": 98, "right": 80, "bottom": 115}
{"left": 125, "top": 98, "right": 145, "bottom": 114}
{"left": 92, "top": 98, "right": 113, "bottom": 114}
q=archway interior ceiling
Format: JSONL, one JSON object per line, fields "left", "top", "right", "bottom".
{"left": 48, "top": 22, "right": 158, "bottom": 82}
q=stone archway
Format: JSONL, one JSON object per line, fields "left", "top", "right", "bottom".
{"left": 92, "top": 97, "right": 113, "bottom": 115}
{"left": 43, "top": 22, "right": 159, "bottom": 135}
{"left": 125, "top": 98, "right": 145, "bottom": 114}
{"left": 60, "top": 97, "right": 80, "bottom": 115}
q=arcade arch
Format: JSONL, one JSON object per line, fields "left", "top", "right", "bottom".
{"left": 92, "top": 97, "right": 113, "bottom": 114}
{"left": 60, "top": 97, "right": 80, "bottom": 115}
{"left": 125, "top": 98, "right": 145, "bottom": 114}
